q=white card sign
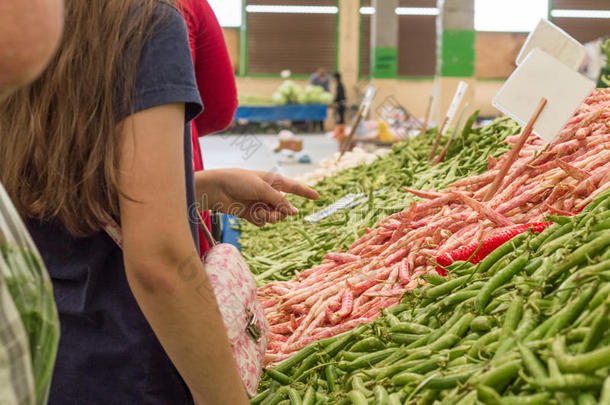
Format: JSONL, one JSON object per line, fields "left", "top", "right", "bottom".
{"left": 494, "top": 49, "right": 595, "bottom": 143}
{"left": 516, "top": 19, "right": 587, "bottom": 71}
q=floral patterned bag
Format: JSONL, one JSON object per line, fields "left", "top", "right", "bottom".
{"left": 104, "top": 214, "right": 268, "bottom": 397}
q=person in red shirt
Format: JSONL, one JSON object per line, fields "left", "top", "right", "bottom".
{"left": 179, "top": 0, "right": 239, "bottom": 254}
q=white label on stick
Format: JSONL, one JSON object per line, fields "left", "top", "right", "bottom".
{"left": 516, "top": 19, "right": 587, "bottom": 71}
{"left": 304, "top": 189, "right": 384, "bottom": 222}
{"left": 361, "top": 85, "right": 377, "bottom": 116}
{"left": 493, "top": 49, "right": 595, "bottom": 143}
{"left": 445, "top": 81, "right": 468, "bottom": 132}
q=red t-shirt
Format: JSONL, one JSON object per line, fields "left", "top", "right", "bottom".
{"left": 179, "top": 0, "right": 238, "bottom": 254}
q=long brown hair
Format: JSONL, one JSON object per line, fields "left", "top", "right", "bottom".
{"left": 0, "top": 0, "right": 176, "bottom": 237}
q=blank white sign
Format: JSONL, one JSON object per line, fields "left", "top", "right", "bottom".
{"left": 516, "top": 19, "right": 587, "bottom": 71}
{"left": 494, "top": 49, "right": 595, "bottom": 143}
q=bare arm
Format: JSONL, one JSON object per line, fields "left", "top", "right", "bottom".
{"left": 118, "top": 103, "right": 248, "bottom": 405}
{"left": 0, "top": 0, "right": 64, "bottom": 97}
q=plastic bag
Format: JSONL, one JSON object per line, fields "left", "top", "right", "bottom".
{"left": 0, "top": 183, "right": 60, "bottom": 405}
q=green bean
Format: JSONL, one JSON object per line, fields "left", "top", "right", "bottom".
{"left": 474, "top": 359, "right": 522, "bottom": 393}
{"left": 388, "top": 304, "right": 411, "bottom": 315}
{"left": 541, "top": 231, "right": 579, "bottom": 256}
{"left": 324, "top": 328, "right": 362, "bottom": 357}
{"left": 341, "top": 351, "right": 361, "bottom": 362}
{"left": 266, "top": 369, "right": 292, "bottom": 385}
{"left": 426, "top": 306, "right": 466, "bottom": 344}
{"left": 548, "top": 233, "right": 610, "bottom": 282}
{"left": 523, "top": 257, "right": 544, "bottom": 275}
{"left": 424, "top": 369, "right": 478, "bottom": 389}
{"left": 389, "top": 333, "right": 420, "bottom": 345}
{"left": 502, "top": 393, "right": 551, "bottom": 405}
{"left": 325, "top": 365, "right": 337, "bottom": 393}
{"left": 553, "top": 336, "right": 610, "bottom": 373}
{"left": 454, "top": 390, "right": 477, "bottom": 405}
{"left": 274, "top": 344, "right": 319, "bottom": 374}
{"left": 544, "top": 283, "right": 598, "bottom": 339}
{"left": 439, "top": 290, "right": 478, "bottom": 308}
{"left": 428, "top": 334, "right": 461, "bottom": 352}
{"left": 382, "top": 312, "right": 400, "bottom": 329}
{"left": 302, "top": 386, "right": 315, "bottom": 405}
{"left": 502, "top": 295, "right": 524, "bottom": 335}
{"left": 470, "top": 316, "right": 494, "bottom": 333}
{"left": 580, "top": 304, "right": 608, "bottom": 352}
{"left": 518, "top": 342, "right": 548, "bottom": 379}
{"left": 391, "top": 371, "right": 422, "bottom": 386}
{"left": 421, "top": 274, "right": 447, "bottom": 285}
{"left": 262, "top": 387, "right": 288, "bottom": 405}
{"left": 373, "top": 385, "right": 389, "bottom": 405}
{"left": 600, "top": 375, "right": 610, "bottom": 405}
{"left": 351, "top": 374, "right": 372, "bottom": 396}
{"left": 387, "top": 393, "right": 402, "bottom": 405}
{"left": 529, "top": 223, "right": 560, "bottom": 251}
{"left": 577, "top": 393, "right": 598, "bottom": 405}
{"left": 287, "top": 388, "right": 302, "bottom": 405}
{"left": 475, "top": 254, "right": 528, "bottom": 311}
{"left": 340, "top": 348, "right": 397, "bottom": 371}
{"left": 424, "top": 275, "right": 470, "bottom": 299}
{"left": 350, "top": 337, "right": 386, "bottom": 352}
{"left": 467, "top": 328, "right": 501, "bottom": 358}
{"left": 537, "top": 222, "right": 573, "bottom": 251}
{"left": 477, "top": 233, "right": 528, "bottom": 275}
{"left": 251, "top": 388, "right": 271, "bottom": 405}
{"left": 293, "top": 353, "right": 319, "bottom": 379}
{"left": 529, "top": 374, "right": 603, "bottom": 391}
{"left": 589, "top": 283, "right": 610, "bottom": 311}
{"left": 389, "top": 322, "right": 432, "bottom": 335}
{"left": 475, "top": 385, "right": 502, "bottom": 405}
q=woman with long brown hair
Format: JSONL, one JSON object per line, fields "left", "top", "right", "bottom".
{"left": 0, "top": 0, "right": 317, "bottom": 403}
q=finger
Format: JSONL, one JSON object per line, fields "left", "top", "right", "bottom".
{"left": 260, "top": 172, "right": 319, "bottom": 201}
{"left": 247, "top": 206, "right": 268, "bottom": 227}
{"left": 266, "top": 210, "right": 290, "bottom": 224}
{"left": 258, "top": 184, "right": 298, "bottom": 215}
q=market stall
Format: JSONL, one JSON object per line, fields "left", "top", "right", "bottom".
{"left": 240, "top": 89, "right": 610, "bottom": 403}
{"left": 234, "top": 104, "right": 328, "bottom": 123}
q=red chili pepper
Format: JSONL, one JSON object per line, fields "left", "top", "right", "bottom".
{"left": 435, "top": 223, "right": 552, "bottom": 273}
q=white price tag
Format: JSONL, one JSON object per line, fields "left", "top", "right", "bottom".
{"left": 305, "top": 189, "right": 384, "bottom": 222}
{"left": 516, "top": 19, "right": 587, "bottom": 71}
{"left": 445, "top": 81, "right": 468, "bottom": 132}
{"left": 361, "top": 85, "right": 377, "bottom": 116}
{"left": 493, "top": 49, "right": 595, "bottom": 143}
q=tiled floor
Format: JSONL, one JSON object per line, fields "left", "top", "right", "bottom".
{"left": 198, "top": 133, "right": 338, "bottom": 179}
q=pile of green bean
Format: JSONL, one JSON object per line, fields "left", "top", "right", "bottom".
{"left": 240, "top": 115, "right": 521, "bottom": 284}
{"left": 253, "top": 190, "right": 610, "bottom": 405}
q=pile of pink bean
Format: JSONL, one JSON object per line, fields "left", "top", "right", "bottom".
{"left": 259, "top": 89, "right": 610, "bottom": 365}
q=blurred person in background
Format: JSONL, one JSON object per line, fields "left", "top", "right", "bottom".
{"left": 310, "top": 67, "right": 330, "bottom": 92}
{"left": 0, "top": 0, "right": 64, "bottom": 98}
{"left": 333, "top": 72, "right": 346, "bottom": 125}
{"left": 310, "top": 68, "right": 330, "bottom": 132}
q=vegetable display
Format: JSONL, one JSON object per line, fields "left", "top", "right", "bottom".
{"left": 241, "top": 114, "right": 520, "bottom": 284}
{"left": 253, "top": 189, "right": 610, "bottom": 404}
{"left": 257, "top": 89, "right": 610, "bottom": 364}
{"left": 295, "top": 148, "right": 391, "bottom": 187}
{"left": 272, "top": 81, "right": 333, "bottom": 105}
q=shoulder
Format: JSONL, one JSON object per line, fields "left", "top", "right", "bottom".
{"left": 153, "top": 1, "right": 188, "bottom": 29}
{"left": 134, "top": 1, "right": 202, "bottom": 119}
